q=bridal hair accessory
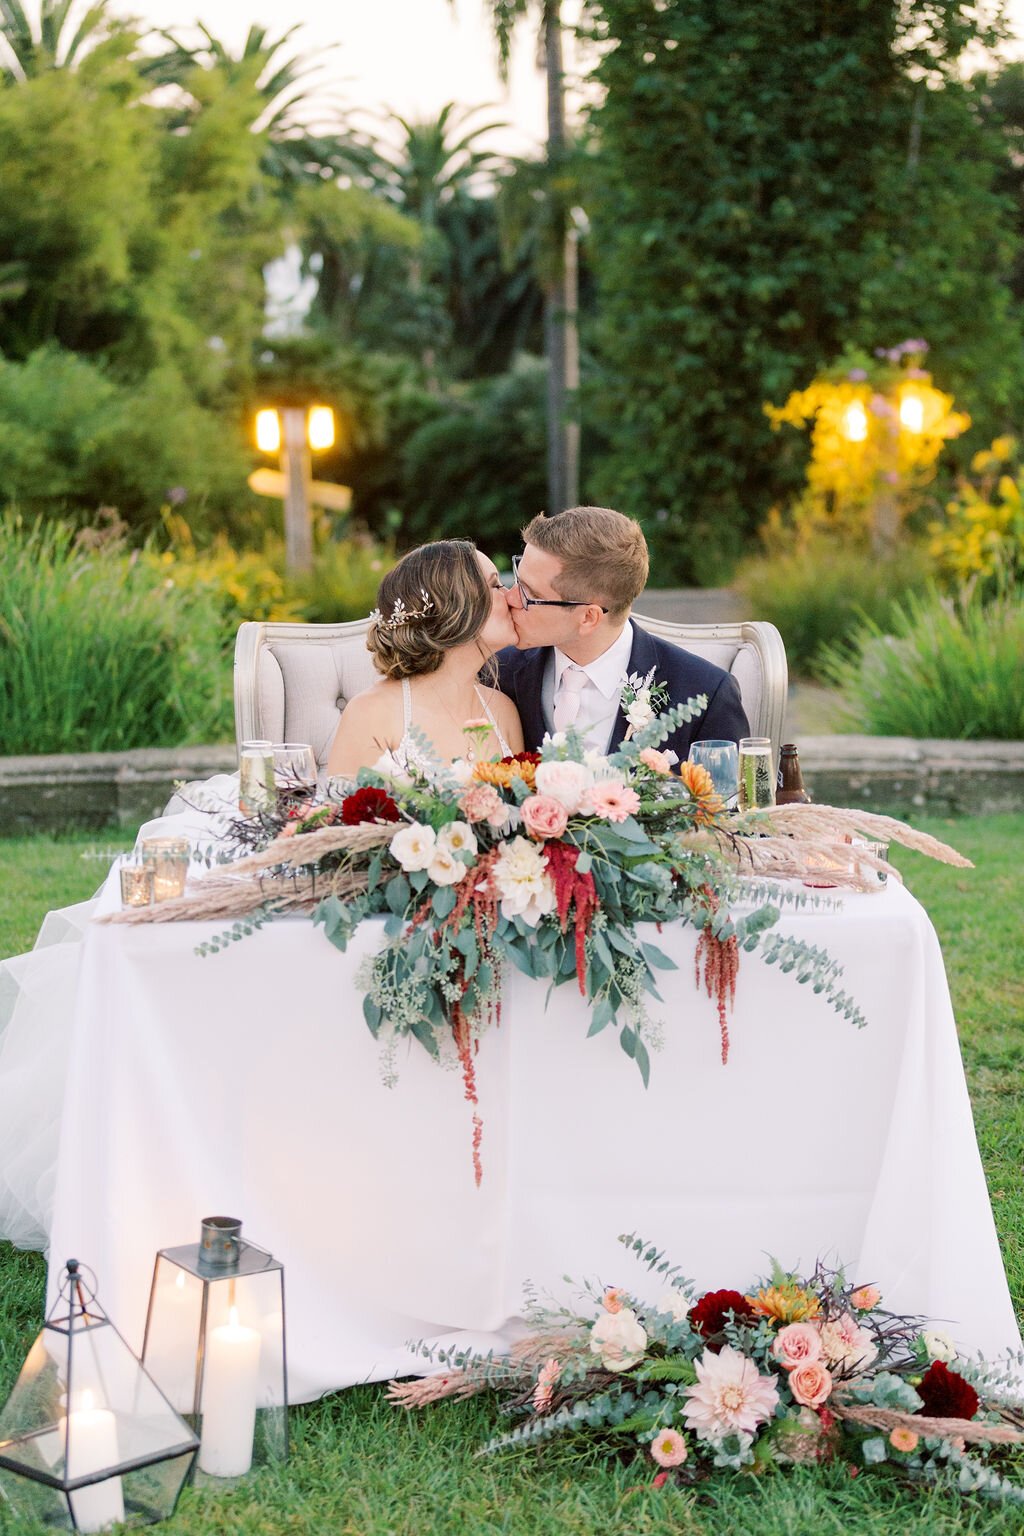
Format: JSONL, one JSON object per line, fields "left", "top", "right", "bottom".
{"left": 369, "top": 590, "right": 435, "bottom": 629}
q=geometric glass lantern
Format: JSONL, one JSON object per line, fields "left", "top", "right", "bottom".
{"left": 141, "top": 1218, "right": 287, "bottom": 1480}
{"left": 0, "top": 1259, "right": 199, "bottom": 1531}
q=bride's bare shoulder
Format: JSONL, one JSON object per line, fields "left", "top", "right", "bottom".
{"left": 340, "top": 679, "right": 402, "bottom": 722}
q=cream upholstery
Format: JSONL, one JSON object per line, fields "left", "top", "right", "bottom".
{"left": 233, "top": 614, "right": 788, "bottom": 769}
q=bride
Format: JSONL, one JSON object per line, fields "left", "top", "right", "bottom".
{"left": 327, "top": 539, "right": 524, "bottom": 777}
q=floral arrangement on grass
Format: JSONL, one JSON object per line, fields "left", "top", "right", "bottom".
{"left": 389, "top": 1233, "right": 1024, "bottom": 1506}
{"left": 106, "top": 698, "right": 970, "bottom": 1182}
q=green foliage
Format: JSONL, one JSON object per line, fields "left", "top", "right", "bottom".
{"left": 737, "top": 531, "right": 933, "bottom": 678}
{"left": 397, "top": 356, "right": 547, "bottom": 551}
{"left": 582, "top": 0, "right": 1024, "bottom": 582}
{"left": 929, "top": 435, "right": 1024, "bottom": 595}
{"left": 0, "top": 514, "right": 232, "bottom": 753}
{"left": 823, "top": 586, "right": 1024, "bottom": 740}
{"left": 0, "top": 348, "right": 253, "bottom": 535}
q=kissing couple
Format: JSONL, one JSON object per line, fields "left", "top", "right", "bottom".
{"left": 326, "top": 505, "right": 749, "bottom": 779}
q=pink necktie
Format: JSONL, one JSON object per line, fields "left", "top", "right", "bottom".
{"left": 553, "top": 666, "right": 587, "bottom": 732}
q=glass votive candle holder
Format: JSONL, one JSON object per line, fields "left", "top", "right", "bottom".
{"left": 120, "top": 859, "right": 155, "bottom": 908}
{"left": 141, "top": 836, "right": 191, "bottom": 902}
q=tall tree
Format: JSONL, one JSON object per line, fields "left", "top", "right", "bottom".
{"left": 0, "top": 0, "right": 125, "bottom": 79}
{"left": 143, "top": 23, "right": 341, "bottom": 186}
{"left": 471, "top": 1, "right": 580, "bottom": 512}
{"left": 582, "top": 0, "right": 1020, "bottom": 582}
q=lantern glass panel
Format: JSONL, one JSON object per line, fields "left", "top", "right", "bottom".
{"left": 143, "top": 1241, "right": 287, "bottom": 1476}
{"left": 0, "top": 1271, "right": 198, "bottom": 1531}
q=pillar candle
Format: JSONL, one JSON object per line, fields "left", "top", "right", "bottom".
{"left": 64, "top": 1392, "right": 125, "bottom": 1533}
{"left": 198, "top": 1307, "right": 261, "bottom": 1477}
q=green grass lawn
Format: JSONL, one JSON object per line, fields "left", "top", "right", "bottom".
{"left": 1, "top": 816, "right": 1022, "bottom": 1535}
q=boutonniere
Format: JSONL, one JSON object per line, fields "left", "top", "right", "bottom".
{"left": 620, "top": 668, "right": 669, "bottom": 736}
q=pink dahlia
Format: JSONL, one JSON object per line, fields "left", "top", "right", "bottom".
{"left": 585, "top": 782, "right": 641, "bottom": 823}
{"left": 682, "top": 1345, "right": 780, "bottom": 1440}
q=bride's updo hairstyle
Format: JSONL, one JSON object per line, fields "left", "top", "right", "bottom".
{"left": 368, "top": 540, "right": 492, "bottom": 680}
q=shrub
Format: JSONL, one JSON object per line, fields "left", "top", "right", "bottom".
{"left": 736, "top": 534, "right": 932, "bottom": 678}
{"left": 0, "top": 348, "right": 255, "bottom": 538}
{"left": 0, "top": 514, "right": 233, "bottom": 754}
{"left": 152, "top": 510, "right": 395, "bottom": 627}
{"left": 822, "top": 587, "right": 1024, "bottom": 740}
{"left": 397, "top": 357, "right": 547, "bottom": 554}
{"left": 929, "top": 435, "right": 1024, "bottom": 595}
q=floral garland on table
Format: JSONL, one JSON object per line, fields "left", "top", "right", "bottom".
{"left": 105, "top": 697, "right": 971, "bottom": 1185}
{"left": 389, "top": 1233, "right": 1024, "bottom": 1507}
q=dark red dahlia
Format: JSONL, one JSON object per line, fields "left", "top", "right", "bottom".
{"left": 916, "top": 1360, "right": 979, "bottom": 1420}
{"left": 688, "top": 1289, "right": 758, "bottom": 1349}
{"left": 501, "top": 752, "right": 541, "bottom": 768}
{"left": 340, "top": 786, "right": 401, "bottom": 825}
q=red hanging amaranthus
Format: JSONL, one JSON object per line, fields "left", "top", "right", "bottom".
{"left": 409, "top": 846, "right": 503, "bottom": 1187}
{"left": 694, "top": 886, "right": 739, "bottom": 1065}
{"left": 544, "top": 840, "right": 600, "bottom": 994}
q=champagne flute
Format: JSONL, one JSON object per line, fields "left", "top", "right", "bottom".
{"left": 687, "top": 739, "right": 739, "bottom": 807}
{"left": 239, "top": 739, "right": 275, "bottom": 817}
{"left": 738, "top": 737, "right": 775, "bottom": 811}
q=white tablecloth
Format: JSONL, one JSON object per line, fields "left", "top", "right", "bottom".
{"left": 45, "top": 869, "right": 1020, "bottom": 1401}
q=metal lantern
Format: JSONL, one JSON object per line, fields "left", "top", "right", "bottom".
{"left": 141, "top": 1218, "right": 287, "bottom": 1480}
{"left": 0, "top": 1259, "right": 198, "bottom": 1531}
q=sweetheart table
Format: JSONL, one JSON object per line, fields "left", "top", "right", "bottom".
{"left": 45, "top": 866, "right": 1020, "bottom": 1402}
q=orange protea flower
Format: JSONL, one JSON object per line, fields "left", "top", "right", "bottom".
{"left": 678, "top": 760, "right": 725, "bottom": 823}
{"left": 474, "top": 754, "right": 538, "bottom": 792}
{"left": 746, "top": 1284, "right": 822, "bottom": 1324}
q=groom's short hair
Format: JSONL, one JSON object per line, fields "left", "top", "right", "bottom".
{"left": 522, "top": 507, "right": 649, "bottom": 617}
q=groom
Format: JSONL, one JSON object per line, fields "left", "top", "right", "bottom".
{"left": 497, "top": 506, "right": 749, "bottom": 759}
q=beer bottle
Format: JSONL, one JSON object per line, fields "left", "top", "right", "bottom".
{"left": 775, "top": 742, "right": 811, "bottom": 804}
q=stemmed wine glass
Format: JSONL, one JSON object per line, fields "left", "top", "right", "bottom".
{"left": 272, "top": 742, "right": 318, "bottom": 807}
{"left": 687, "top": 739, "right": 740, "bottom": 808}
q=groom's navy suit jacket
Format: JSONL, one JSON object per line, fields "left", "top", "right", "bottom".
{"left": 496, "top": 621, "right": 750, "bottom": 759}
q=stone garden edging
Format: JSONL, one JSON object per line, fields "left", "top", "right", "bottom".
{"left": 0, "top": 737, "right": 1021, "bottom": 836}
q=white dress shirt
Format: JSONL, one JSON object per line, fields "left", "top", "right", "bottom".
{"left": 551, "top": 623, "right": 635, "bottom": 754}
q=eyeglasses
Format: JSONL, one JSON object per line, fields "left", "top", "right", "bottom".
{"left": 511, "top": 555, "right": 609, "bottom": 613}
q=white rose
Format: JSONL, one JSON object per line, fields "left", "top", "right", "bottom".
{"left": 438, "top": 820, "right": 477, "bottom": 857}
{"left": 534, "top": 759, "right": 592, "bottom": 813}
{"left": 656, "top": 1290, "right": 690, "bottom": 1324}
{"left": 427, "top": 845, "right": 467, "bottom": 886}
{"left": 921, "top": 1329, "right": 958, "bottom": 1363}
{"left": 389, "top": 822, "right": 436, "bottom": 872}
{"left": 449, "top": 758, "right": 475, "bottom": 787}
{"left": 626, "top": 697, "right": 654, "bottom": 730}
{"left": 493, "top": 836, "right": 557, "bottom": 926}
{"left": 590, "top": 1307, "right": 648, "bottom": 1372}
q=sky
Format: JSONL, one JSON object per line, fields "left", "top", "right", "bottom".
{"left": 113, "top": 0, "right": 588, "bottom": 156}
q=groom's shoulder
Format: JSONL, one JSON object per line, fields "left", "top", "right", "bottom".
{"left": 632, "top": 626, "right": 731, "bottom": 688}
{"left": 496, "top": 644, "right": 547, "bottom": 683}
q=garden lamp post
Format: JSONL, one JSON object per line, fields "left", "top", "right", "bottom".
{"left": 254, "top": 406, "right": 336, "bottom": 575}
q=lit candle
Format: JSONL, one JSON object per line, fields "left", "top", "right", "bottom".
{"left": 63, "top": 1390, "right": 125, "bottom": 1533}
{"left": 198, "top": 1306, "right": 261, "bottom": 1477}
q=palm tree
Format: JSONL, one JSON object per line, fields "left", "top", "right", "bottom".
{"left": 468, "top": 0, "right": 579, "bottom": 512}
{"left": 339, "top": 102, "right": 511, "bottom": 382}
{"left": 0, "top": 0, "right": 121, "bottom": 80}
{"left": 142, "top": 22, "right": 341, "bottom": 185}
{"left": 346, "top": 101, "right": 507, "bottom": 226}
